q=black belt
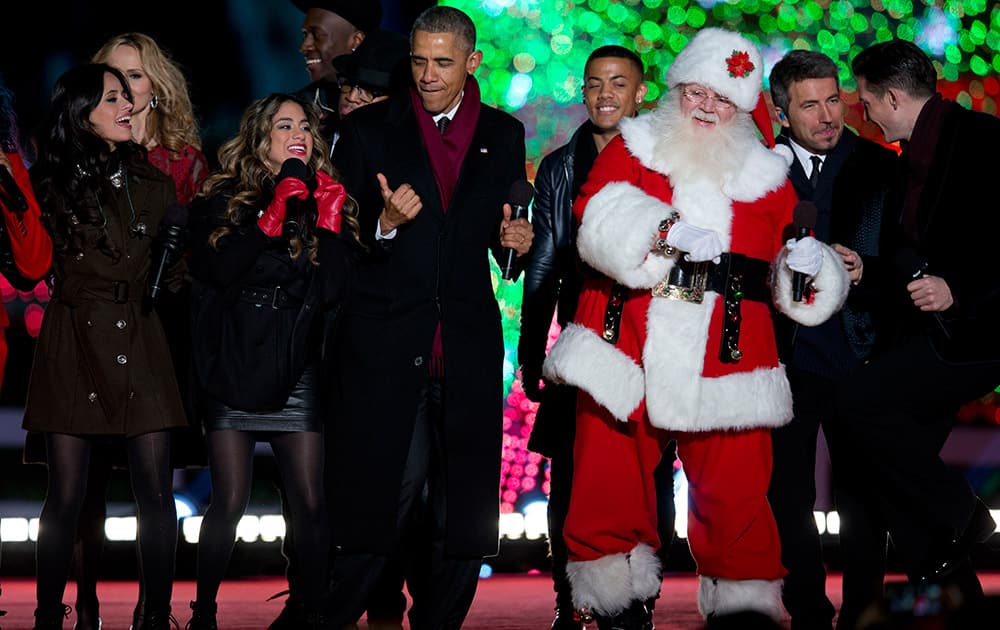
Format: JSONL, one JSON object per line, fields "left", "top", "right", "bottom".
{"left": 238, "top": 285, "right": 302, "bottom": 309}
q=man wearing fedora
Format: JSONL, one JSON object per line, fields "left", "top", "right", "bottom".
{"left": 541, "top": 27, "right": 849, "bottom": 628}
{"left": 329, "top": 28, "right": 409, "bottom": 151}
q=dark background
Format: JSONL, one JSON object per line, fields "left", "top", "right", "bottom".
{"left": 1, "top": 0, "right": 435, "bottom": 167}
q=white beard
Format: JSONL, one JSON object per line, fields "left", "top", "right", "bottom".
{"left": 651, "top": 92, "right": 759, "bottom": 189}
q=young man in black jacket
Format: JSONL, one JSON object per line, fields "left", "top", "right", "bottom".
{"left": 766, "top": 49, "right": 898, "bottom": 630}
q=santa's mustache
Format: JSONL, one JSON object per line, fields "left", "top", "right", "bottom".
{"left": 691, "top": 110, "right": 720, "bottom": 124}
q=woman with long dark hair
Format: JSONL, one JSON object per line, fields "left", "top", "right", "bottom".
{"left": 23, "top": 63, "right": 188, "bottom": 630}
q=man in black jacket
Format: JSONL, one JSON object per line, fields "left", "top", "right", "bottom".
{"left": 327, "top": 6, "right": 531, "bottom": 628}
{"left": 835, "top": 38, "right": 1000, "bottom": 626}
{"left": 766, "top": 50, "right": 898, "bottom": 630}
{"left": 517, "top": 45, "right": 678, "bottom": 630}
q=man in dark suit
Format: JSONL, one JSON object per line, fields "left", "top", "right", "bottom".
{"left": 834, "top": 38, "right": 1000, "bottom": 626}
{"left": 766, "top": 50, "right": 899, "bottom": 630}
{"left": 327, "top": 6, "right": 531, "bottom": 629}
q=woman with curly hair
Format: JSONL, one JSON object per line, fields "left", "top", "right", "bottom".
{"left": 184, "top": 92, "right": 358, "bottom": 630}
{"left": 23, "top": 63, "right": 187, "bottom": 630}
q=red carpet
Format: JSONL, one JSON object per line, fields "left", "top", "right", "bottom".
{"left": 2, "top": 572, "right": 1000, "bottom": 629}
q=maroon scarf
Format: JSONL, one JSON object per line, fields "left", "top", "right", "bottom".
{"left": 410, "top": 75, "right": 481, "bottom": 212}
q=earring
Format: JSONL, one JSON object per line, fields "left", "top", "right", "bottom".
{"left": 351, "top": 47, "right": 357, "bottom": 53}
{"left": 150, "top": 94, "right": 159, "bottom": 109}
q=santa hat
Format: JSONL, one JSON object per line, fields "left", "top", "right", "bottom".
{"left": 666, "top": 28, "right": 764, "bottom": 113}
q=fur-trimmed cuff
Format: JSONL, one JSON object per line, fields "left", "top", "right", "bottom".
{"left": 771, "top": 242, "right": 849, "bottom": 326}
{"left": 567, "top": 543, "right": 662, "bottom": 616}
{"left": 543, "top": 324, "right": 643, "bottom": 422}
{"left": 697, "top": 576, "right": 785, "bottom": 621}
{"left": 577, "top": 182, "right": 675, "bottom": 289}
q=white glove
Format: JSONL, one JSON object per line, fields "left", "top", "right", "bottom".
{"left": 785, "top": 236, "right": 823, "bottom": 276}
{"left": 665, "top": 221, "right": 723, "bottom": 263}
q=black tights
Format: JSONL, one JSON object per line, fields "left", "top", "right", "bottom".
{"left": 36, "top": 432, "right": 177, "bottom": 610}
{"left": 196, "top": 430, "right": 329, "bottom": 607}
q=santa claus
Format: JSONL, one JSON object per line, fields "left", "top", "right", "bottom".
{"left": 542, "top": 28, "right": 849, "bottom": 628}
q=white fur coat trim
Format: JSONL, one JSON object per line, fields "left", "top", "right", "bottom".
{"left": 771, "top": 242, "right": 850, "bottom": 326}
{"left": 619, "top": 110, "right": 789, "bottom": 202}
{"left": 697, "top": 576, "right": 786, "bottom": 622}
{"left": 567, "top": 543, "right": 662, "bottom": 616}
{"left": 577, "top": 182, "right": 676, "bottom": 289}
{"left": 645, "top": 298, "right": 792, "bottom": 431}
{"left": 542, "top": 323, "right": 644, "bottom": 422}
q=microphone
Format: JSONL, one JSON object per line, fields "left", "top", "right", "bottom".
{"left": 792, "top": 201, "right": 818, "bottom": 302}
{"left": 277, "top": 158, "right": 309, "bottom": 240}
{"left": 893, "top": 247, "right": 952, "bottom": 341}
{"left": 502, "top": 179, "right": 535, "bottom": 281}
{"left": 150, "top": 202, "right": 188, "bottom": 303}
{"left": 0, "top": 163, "right": 29, "bottom": 214}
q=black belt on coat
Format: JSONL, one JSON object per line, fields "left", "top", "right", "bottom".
{"left": 601, "top": 253, "right": 772, "bottom": 364}
{"left": 237, "top": 285, "right": 302, "bottom": 309}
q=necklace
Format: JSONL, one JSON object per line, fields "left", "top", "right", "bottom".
{"left": 92, "top": 163, "right": 137, "bottom": 228}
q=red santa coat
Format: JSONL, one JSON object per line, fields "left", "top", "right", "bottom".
{"left": 540, "top": 108, "right": 849, "bottom": 620}
{"left": 544, "top": 112, "right": 848, "bottom": 432}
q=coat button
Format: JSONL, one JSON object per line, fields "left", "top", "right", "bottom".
{"left": 116, "top": 319, "right": 127, "bottom": 330}
{"left": 414, "top": 357, "right": 424, "bottom": 367}
{"left": 75, "top": 252, "right": 85, "bottom": 260}
{"left": 88, "top": 392, "right": 97, "bottom": 403}
{"left": 116, "top": 354, "right": 128, "bottom": 365}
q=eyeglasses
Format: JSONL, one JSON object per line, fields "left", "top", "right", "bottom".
{"left": 336, "top": 78, "right": 384, "bottom": 104}
{"left": 682, "top": 87, "right": 735, "bottom": 112}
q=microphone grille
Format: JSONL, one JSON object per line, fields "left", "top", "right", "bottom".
{"left": 793, "top": 201, "right": 818, "bottom": 230}
{"left": 278, "top": 158, "right": 309, "bottom": 182}
{"left": 509, "top": 179, "right": 535, "bottom": 207}
{"left": 163, "top": 202, "right": 188, "bottom": 227}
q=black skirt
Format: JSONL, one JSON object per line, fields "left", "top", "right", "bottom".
{"left": 199, "top": 363, "right": 322, "bottom": 433}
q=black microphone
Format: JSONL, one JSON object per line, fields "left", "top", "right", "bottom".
{"left": 502, "top": 179, "right": 535, "bottom": 281}
{"left": 893, "top": 247, "right": 952, "bottom": 341}
{"left": 277, "top": 158, "right": 309, "bottom": 240}
{"left": 150, "top": 203, "right": 188, "bottom": 302}
{"left": 791, "top": 201, "right": 818, "bottom": 302}
{"left": 0, "top": 163, "right": 29, "bottom": 214}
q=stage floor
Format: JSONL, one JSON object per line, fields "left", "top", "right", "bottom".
{"left": 3, "top": 572, "right": 1000, "bottom": 629}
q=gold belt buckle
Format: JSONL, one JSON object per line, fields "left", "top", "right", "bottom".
{"left": 651, "top": 261, "right": 709, "bottom": 304}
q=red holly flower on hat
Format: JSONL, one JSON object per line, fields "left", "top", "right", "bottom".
{"left": 726, "top": 50, "right": 755, "bottom": 78}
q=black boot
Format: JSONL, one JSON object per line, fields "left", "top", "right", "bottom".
{"left": 551, "top": 605, "right": 584, "bottom": 630}
{"left": 33, "top": 604, "right": 71, "bottom": 630}
{"left": 133, "top": 606, "right": 172, "bottom": 630}
{"left": 592, "top": 599, "right": 654, "bottom": 630}
{"left": 268, "top": 596, "right": 304, "bottom": 630}
{"left": 74, "top": 594, "right": 101, "bottom": 630}
{"left": 185, "top": 600, "right": 218, "bottom": 630}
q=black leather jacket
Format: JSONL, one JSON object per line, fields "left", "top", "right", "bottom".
{"left": 517, "top": 123, "right": 590, "bottom": 388}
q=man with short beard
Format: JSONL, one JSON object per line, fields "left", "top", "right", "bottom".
{"left": 542, "top": 28, "right": 850, "bottom": 629}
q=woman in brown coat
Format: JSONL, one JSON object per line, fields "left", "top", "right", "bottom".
{"left": 22, "top": 63, "right": 187, "bottom": 630}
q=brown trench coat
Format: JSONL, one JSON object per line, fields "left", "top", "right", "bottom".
{"left": 22, "top": 157, "right": 188, "bottom": 437}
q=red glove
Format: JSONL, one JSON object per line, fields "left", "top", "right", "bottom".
{"left": 258, "top": 176, "right": 309, "bottom": 237}
{"left": 314, "top": 170, "right": 346, "bottom": 233}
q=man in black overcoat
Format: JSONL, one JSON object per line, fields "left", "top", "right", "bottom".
{"left": 833, "top": 38, "right": 1000, "bottom": 627}
{"left": 326, "top": 5, "right": 531, "bottom": 629}
{"left": 766, "top": 50, "right": 898, "bottom": 630}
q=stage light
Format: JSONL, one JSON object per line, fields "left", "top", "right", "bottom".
{"left": 259, "top": 514, "right": 286, "bottom": 542}
{"left": 182, "top": 516, "right": 203, "bottom": 543}
{"left": 522, "top": 499, "right": 548, "bottom": 540}
{"left": 236, "top": 515, "right": 261, "bottom": 543}
{"left": 0, "top": 517, "right": 30, "bottom": 542}
{"left": 499, "top": 512, "right": 525, "bottom": 540}
{"left": 479, "top": 563, "right": 494, "bottom": 579}
{"left": 826, "top": 510, "right": 841, "bottom": 536}
{"left": 175, "top": 494, "right": 197, "bottom": 520}
{"left": 814, "top": 510, "right": 827, "bottom": 535}
{"left": 106, "top": 516, "right": 138, "bottom": 541}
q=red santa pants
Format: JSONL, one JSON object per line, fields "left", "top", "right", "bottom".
{"left": 564, "top": 391, "right": 786, "bottom": 580}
